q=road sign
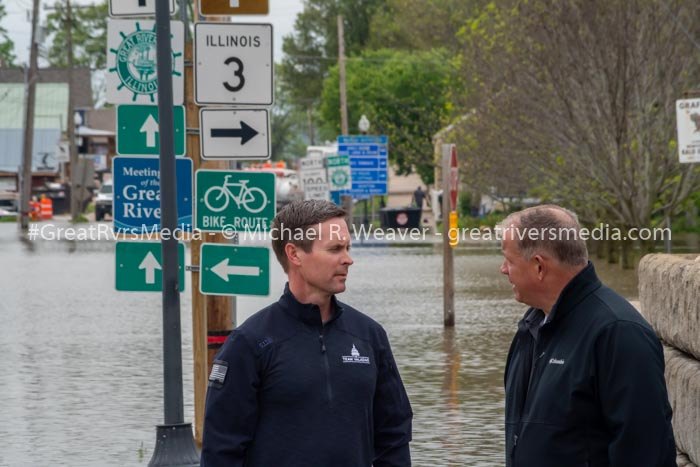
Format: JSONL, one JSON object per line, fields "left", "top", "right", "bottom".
{"left": 195, "top": 170, "right": 275, "bottom": 232}
{"left": 108, "top": 0, "right": 176, "bottom": 17}
{"left": 327, "top": 154, "right": 352, "bottom": 191}
{"left": 199, "top": 0, "right": 269, "bottom": 16}
{"left": 200, "top": 108, "right": 270, "bottom": 160}
{"left": 106, "top": 20, "right": 184, "bottom": 105}
{"left": 194, "top": 23, "right": 273, "bottom": 106}
{"left": 116, "top": 241, "right": 185, "bottom": 292}
{"left": 676, "top": 98, "right": 700, "bottom": 164}
{"left": 200, "top": 244, "right": 269, "bottom": 296}
{"left": 449, "top": 145, "right": 459, "bottom": 211}
{"left": 300, "top": 153, "right": 330, "bottom": 201}
{"left": 113, "top": 156, "right": 193, "bottom": 233}
{"left": 117, "top": 105, "right": 186, "bottom": 156}
{"left": 336, "top": 135, "right": 389, "bottom": 197}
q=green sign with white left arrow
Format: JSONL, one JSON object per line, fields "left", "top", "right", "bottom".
{"left": 200, "top": 244, "right": 269, "bottom": 296}
{"left": 116, "top": 105, "right": 186, "bottom": 156}
{"left": 116, "top": 241, "right": 185, "bottom": 292}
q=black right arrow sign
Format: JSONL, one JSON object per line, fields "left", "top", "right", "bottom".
{"left": 138, "top": 0, "right": 147, "bottom": 6}
{"left": 210, "top": 121, "right": 259, "bottom": 145}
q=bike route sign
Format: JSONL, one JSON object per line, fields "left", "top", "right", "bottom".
{"left": 108, "top": 0, "right": 175, "bottom": 17}
{"left": 195, "top": 170, "right": 275, "bottom": 232}
{"left": 336, "top": 135, "right": 388, "bottom": 198}
{"left": 113, "top": 156, "right": 193, "bottom": 233}
{"left": 200, "top": 244, "right": 269, "bottom": 296}
{"left": 106, "top": 19, "right": 184, "bottom": 105}
{"left": 200, "top": 108, "right": 270, "bottom": 160}
{"left": 117, "top": 105, "right": 186, "bottom": 156}
{"left": 116, "top": 241, "right": 185, "bottom": 292}
{"left": 194, "top": 23, "right": 273, "bottom": 105}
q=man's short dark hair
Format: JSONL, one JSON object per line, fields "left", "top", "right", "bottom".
{"left": 271, "top": 200, "right": 347, "bottom": 272}
{"left": 500, "top": 204, "right": 588, "bottom": 267}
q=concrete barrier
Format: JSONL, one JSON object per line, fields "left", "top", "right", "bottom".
{"left": 665, "top": 347, "right": 700, "bottom": 466}
{"left": 638, "top": 254, "right": 700, "bottom": 360}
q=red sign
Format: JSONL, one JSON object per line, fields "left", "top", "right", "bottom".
{"left": 449, "top": 145, "right": 458, "bottom": 211}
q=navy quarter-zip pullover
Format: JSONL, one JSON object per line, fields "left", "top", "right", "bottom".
{"left": 201, "top": 285, "right": 413, "bottom": 467}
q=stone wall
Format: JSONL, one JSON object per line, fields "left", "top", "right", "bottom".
{"left": 639, "top": 254, "right": 700, "bottom": 467}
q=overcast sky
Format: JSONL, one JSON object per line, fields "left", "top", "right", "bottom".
{"left": 2, "top": 0, "right": 305, "bottom": 66}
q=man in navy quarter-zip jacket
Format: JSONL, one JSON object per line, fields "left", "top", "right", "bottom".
{"left": 201, "top": 200, "right": 413, "bottom": 467}
{"left": 499, "top": 205, "right": 676, "bottom": 467}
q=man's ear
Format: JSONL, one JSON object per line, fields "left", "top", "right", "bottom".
{"left": 285, "top": 243, "right": 302, "bottom": 267}
{"left": 533, "top": 254, "right": 546, "bottom": 280}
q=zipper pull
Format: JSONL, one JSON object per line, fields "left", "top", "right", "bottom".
{"left": 319, "top": 334, "right": 326, "bottom": 353}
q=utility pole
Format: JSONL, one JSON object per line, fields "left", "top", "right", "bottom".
{"left": 19, "top": 0, "right": 41, "bottom": 231}
{"left": 337, "top": 15, "right": 348, "bottom": 135}
{"left": 65, "top": 0, "right": 81, "bottom": 222}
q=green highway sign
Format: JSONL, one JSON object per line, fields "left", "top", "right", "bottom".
{"left": 116, "top": 241, "right": 185, "bottom": 292}
{"left": 200, "top": 244, "right": 269, "bottom": 296}
{"left": 195, "top": 170, "right": 275, "bottom": 232}
{"left": 117, "top": 105, "right": 186, "bottom": 156}
{"left": 327, "top": 154, "right": 352, "bottom": 191}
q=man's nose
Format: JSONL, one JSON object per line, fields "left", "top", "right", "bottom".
{"left": 343, "top": 250, "right": 354, "bottom": 266}
{"left": 500, "top": 260, "right": 508, "bottom": 275}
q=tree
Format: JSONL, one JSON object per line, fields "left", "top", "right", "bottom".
{"left": 44, "top": 1, "right": 108, "bottom": 69}
{"left": 456, "top": 0, "right": 700, "bottom": 250}
{"left": 320, "top": 48, "right": 455, "bottom": 184}
{"left": 278, "top": 0, "right": 386, "bottom": 142}
{"left": 0, "top": 3, "right": 16, "bottom": 67}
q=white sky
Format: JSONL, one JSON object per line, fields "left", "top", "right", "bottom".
{"left": 2, "top": 0, "right": 305, "bottom": 66}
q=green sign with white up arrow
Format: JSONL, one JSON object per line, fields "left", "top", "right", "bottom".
{"left": 115, "top": 241, "right": 185, "bottom": 292}
{"left": 200, "top": 244, "right": 269, "bottom": 296}
{"left": 116, "top": 105, "right": 186, "bottom": 156}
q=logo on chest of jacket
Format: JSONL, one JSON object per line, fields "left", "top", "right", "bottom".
{"left": 548, "top": 358, "right": 565, "bottom": 365}
{"left": 342, "top": 344, "right": 370, "bottom": 364}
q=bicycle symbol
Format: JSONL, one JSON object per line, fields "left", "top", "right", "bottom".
{"left": 204, "top": 175, "right": 268, "bottom": 214}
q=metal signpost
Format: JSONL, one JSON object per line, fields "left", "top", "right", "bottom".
{"left": 200, "top": 108, "right": 270, "bottom": 160}
{"left": 200, "top": 244, "right": 270, "bottom": 296}
{"left": 106, "top": 19, "right": 184, "bottom": 105}
{"left": 195, "top": 170, "right": 275, "bottom": 232}
{"left": 194, "top": 23, "right": 273, "bottom": 106}
{"left": 112, "top": 156, "right": 193, "bottom": 233}
{"left": 108, "top": 0, "right": 175, "bottom": 17}
{"left": 116, "top": 241, "right": 185, "bottom": 292}
{"left": 442, "top": 144, "right": 457, "bottom": 328}
{"left": 117, "top": 105, "right": 186, "bottom": 156}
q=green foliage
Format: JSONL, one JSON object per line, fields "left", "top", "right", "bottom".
{"left": 319, "top": 48, "right": 455, "bottom": 184}
{"left": 44, "top": 1, "right": 108, "bottom": 69}
{"left": 458, "top": 211, "right": 507, "bottom": 229}
{"left": 0, "top": 3, "right": 16, "bottom": 67}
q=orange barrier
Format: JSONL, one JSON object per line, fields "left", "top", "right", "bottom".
{"left": 30, "top": 201, "right": 41, "bottom": 221}
{"left": 40, "top": 196, "right": 53, "bottom": 220}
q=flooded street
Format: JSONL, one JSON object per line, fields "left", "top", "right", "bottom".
{"left": 0, "top": 222, "right": 639, "bottom": 466}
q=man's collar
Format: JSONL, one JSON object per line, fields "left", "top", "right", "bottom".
{"left": 278, "top": 283, "right": 344, "bottom": 327}
{"left": 546, "top": 261, "right": 601, "bottom": 323}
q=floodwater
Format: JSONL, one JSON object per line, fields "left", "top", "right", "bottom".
{"left": 0, "top": 221, "right": 647, "bottom": 466}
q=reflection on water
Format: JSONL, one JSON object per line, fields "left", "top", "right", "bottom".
{"left": 0, "top": 226, "right": 645, "bottom": 466}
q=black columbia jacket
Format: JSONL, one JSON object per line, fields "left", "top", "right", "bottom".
{"left": 201, "top": 285, "right": 413, "bottom": 467}
{"left": 504, "top": 262, "right": 676, "bottom": 467}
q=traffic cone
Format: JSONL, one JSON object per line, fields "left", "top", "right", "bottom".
{"left": 40, "top": 195, "right": 53, "bottom": 220}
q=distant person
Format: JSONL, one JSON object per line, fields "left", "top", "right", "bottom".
{"left": 412, "top": 186, "right": 426, "bottom": 209}
{"left": 201, "top": 200, "right": 413, "bottom": 467}
{"left": 498, "top": 205, "right": 676, "bottom": 467}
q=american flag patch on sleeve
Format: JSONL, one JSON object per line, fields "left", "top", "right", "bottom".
{"left": 209, "top": 360, "right": 228, "bottom": 386}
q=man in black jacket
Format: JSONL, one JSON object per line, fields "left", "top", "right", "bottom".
{"left": 499, "top": 205, "right": 676, "bottom": 467}
{"left": 201, "top": 200, "right": 413, "bottom": 467}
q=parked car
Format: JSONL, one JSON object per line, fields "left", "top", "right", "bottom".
{"left": 95, "top": 181, "right": 113, "bottom": 221}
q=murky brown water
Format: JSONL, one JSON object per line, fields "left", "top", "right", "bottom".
{"left": 0, "top": 224, "right": 646, "bottom": 466}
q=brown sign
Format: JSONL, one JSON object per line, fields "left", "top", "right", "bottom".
{"left": 199, "top": 0, "right": 268, "bottom": 15}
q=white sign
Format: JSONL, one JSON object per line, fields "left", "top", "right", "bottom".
{"left": 108, "top": 0, "right": 175, "bottom": 17}
{"left": 106, "top": 20, "right": 184, "bottom": 105}
{"left": 55, "top": 142, "right": 70, "bottom": 163}
{"left": 676, "top": 98, "right": 700, "bottom": 164}
{"left": 194, "top": 23, "right": 273, "bottom": 106}
{"left": 300, "top": 154, "right": 329, "bottom": 201}
{"left": 200, "top": 108, "right": 270, "bottom": 160}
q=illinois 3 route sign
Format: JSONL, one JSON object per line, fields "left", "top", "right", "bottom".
{"left": 194, "top": 23, "right": 273, "bottom": 106}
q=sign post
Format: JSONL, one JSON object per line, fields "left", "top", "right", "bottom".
{"left": 442, "top": 144, "right": 457, "bottom": 328}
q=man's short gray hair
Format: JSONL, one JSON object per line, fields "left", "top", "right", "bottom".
{"left": 499, "top": 204, "right": 588, "bottom": 267}
{"left": 271, "top": 200, "right": 347, "bottom": 273}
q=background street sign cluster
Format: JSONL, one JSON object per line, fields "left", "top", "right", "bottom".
{"left": 336, "top": 135, "right": 388, "bottom": 199}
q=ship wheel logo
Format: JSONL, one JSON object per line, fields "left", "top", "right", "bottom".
{"left": 108, "top": 22, "right": 182, "bottom": 102}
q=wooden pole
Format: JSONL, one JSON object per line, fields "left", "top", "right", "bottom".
{"left": 442, "top": 144, "right": 455, "bottom": 327}
{"left": 337, "top": 15, "right": 348, "bottom": 135}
